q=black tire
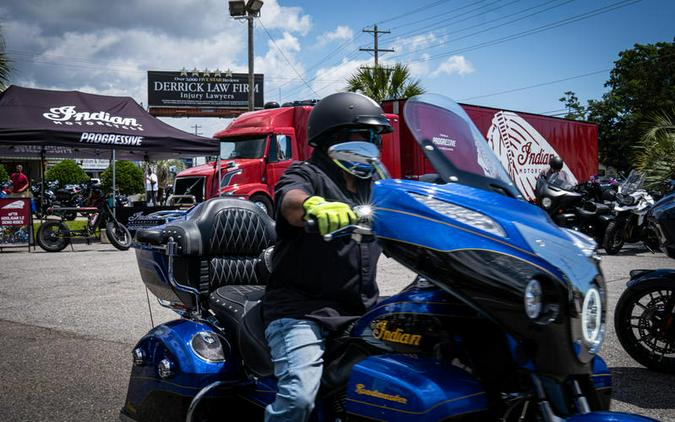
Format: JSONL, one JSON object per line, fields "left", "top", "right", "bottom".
{"left": 106, "top": 220, "right": 132, "bottom": 251}
{"left": 249, "top": 194, "right": 273, "bottom": 217}
{"left": 614, "top": 279, "right": 675, "bottom": 373}
{"left": 603, "top": 220, "right": 624, "bottom": 254}
{"left": 37, "top": 221, "right": 70, "bottom": 252}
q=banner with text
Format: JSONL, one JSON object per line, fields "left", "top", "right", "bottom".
{"left": 0, "top": 198, "right": 32, "bottom": 248}
{"left": 147, "top": 71, "right": 264, "bottom": 109}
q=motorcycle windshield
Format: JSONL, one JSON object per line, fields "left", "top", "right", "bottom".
{"left": 403, "top": 94, "right": 520, "bottom": 198}
{"left": 620, "top": 170, "right": 645, "bottom": 195}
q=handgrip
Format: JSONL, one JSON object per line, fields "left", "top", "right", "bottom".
{"left": 135, "top": 228, "right": 163, "bottom": 245}
{"left": 304, "top": 219, "right": 318, "bottom": 233}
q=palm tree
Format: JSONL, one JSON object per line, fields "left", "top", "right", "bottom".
{"left": 0, "top": 26, "right": 10, "bottom": 91}
{"left": 634, "top": 111, "right": 675, "bottom": 192}
{"left": 346, "top": 63, "right": 424, "bottom": 102}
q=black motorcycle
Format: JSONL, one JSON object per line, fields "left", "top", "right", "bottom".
{"left": 36, "top": 192, "right": 131, "bottom": 252}
{"left": 614, "top": 192, "right": 675, "bottom": 373}
{"left": 535, "top": 174, "right": 614, "bottom": 247}
{"left": 52, "top": 183, "right": 84, "bottom": 220}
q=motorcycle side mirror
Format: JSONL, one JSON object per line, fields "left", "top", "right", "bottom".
{"left": 327, "top": 141, "right": 390, "bottom": 180}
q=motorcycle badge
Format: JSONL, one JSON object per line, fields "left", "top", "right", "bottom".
{"left": 486, "top": 111, "right": 577, "bottom": 201}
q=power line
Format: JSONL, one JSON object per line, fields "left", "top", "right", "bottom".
{"left": 376, "top": 0, "right": 452, "bottom": 25}
{"left": 401, "top": 0, "right": 643, "bottom": 64}
{"left": 256, "top": 18, "right": 319, "bottom": 97}
{"left": 359, "top": 25, "right": 395, "bottom": 66}
{"left": 459, "top": 69, "right": 610, "bottom": 102}
{"left": 389, "top": 0, "right": 578, "bottom": 61}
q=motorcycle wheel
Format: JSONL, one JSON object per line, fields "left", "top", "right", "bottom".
{"left": 37, "top": 221, "right": 70, "bottom": 252}
{"left": 615, "top": 279, "right": 675, "bottom": 373}
{"left": 603, "top": 220, "right": 624, "bottom": 254}
{"left": 105, "top": 220, "right": 132, "bottom": 251}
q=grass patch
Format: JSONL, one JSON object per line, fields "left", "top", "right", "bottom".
{"left": 33, "top": 218, "right": 91, "bottom": 236}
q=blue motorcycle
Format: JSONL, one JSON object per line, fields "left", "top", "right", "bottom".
{"left": 121, "top": 94, "right": 656, "bottom": 422}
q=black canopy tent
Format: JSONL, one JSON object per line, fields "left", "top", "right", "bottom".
{"left": 0, "top": 85, "right": 219, "bottom": 212}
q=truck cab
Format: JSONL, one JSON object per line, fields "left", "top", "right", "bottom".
{"left": 172, "top": 103, "right": 400, "bottom": 215}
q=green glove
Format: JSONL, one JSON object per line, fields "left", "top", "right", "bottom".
{"left": 303, "top": 196, "right": 356, "bottom": 235}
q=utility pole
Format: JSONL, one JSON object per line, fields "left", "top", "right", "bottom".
{"left": 360, "top": 25, "right": 394, "bottom": 67}
{"left": 191, "top": 124, "right": 202, "bottom": 136}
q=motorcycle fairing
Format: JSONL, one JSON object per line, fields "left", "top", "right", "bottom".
{"left": 565, "top": 411, "right": 658, "bottom": 421}
{"left": 371, "top": 179, "right": 605, "bottom": 375}
{"left": 344, "top": 354, "right": 488, "bottom": 420}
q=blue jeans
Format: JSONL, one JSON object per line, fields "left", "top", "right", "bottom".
{"left": 264, "top": 318, "right": 327, "bottom": 422}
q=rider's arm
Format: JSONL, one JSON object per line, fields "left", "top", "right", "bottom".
{"left": 281, "top": 189, "right": 309, "bottom": 227}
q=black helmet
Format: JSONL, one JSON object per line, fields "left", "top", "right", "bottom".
{"left": 549, "top": 156, "right": 564, "bottom": 171}
{"left": 307, "top": 92, "right": 393, "bottom": 148}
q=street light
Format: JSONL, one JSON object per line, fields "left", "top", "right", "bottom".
{"left": 228, "top": 0, "right": 263, "bottom": 111}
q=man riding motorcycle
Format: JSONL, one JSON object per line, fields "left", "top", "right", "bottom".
{"left": 261, "top": 92, "right": 392, "bottom": 421}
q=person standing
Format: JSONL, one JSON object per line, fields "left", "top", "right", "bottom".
{"left": 145, "top": 167, "right": 158, "bottom": 206}
{"left": 9, "top": 164, "right": 30, "bottom": 198}
{"left": 262, "top": 92, "right": 392, "bottom": 421}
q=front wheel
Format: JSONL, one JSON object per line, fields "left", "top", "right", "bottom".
{"left": 37, "top": 221, "right": 70, "bottom": 252}
{"left": 615, "top": 279, "right": 675, "bottom": 373}
{"left": 105, "top": 220, "right": 132, "bottom": 250}
{"left": 603, "top": 220, "right": 624, "bottom": 254}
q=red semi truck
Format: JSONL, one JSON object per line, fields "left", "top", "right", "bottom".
{"left": 173, "top": 99, "right": 597, "bottom": 213}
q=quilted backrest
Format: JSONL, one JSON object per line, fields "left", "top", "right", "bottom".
{"left": 207, "top": 206, "right": 275, "bottom": 256}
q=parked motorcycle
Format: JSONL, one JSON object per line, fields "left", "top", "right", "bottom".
{"left": 30, "top": 181, "right": 57, "bottom": 218}
{"left": 121, "top": 94, "right": 655, "bottom": 422}
{"left": 534, "top": 174, "right": 614, "bottom": 247}
{"left": 603, "top": 170, "right": 658, "bottom": 255}
{"left": 36, "top": 192, "right": 131, "bottom": 252}
{"left": 614, "top": 191, "right": 675, "bottom": 373}
{"left": 52, "top": 183, "right": 84, "bottom": 220}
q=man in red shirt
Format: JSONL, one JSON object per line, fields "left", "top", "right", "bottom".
{"left": 9, "top": 164, "right": 30, "bottom": 197}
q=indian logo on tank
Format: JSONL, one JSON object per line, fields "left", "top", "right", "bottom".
{"left": 486, "top": 111, "right": 576, "bottom": 201}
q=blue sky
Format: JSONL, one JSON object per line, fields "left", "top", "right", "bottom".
{"left": 1, "top": 0, "right": 673, "bottom": 137}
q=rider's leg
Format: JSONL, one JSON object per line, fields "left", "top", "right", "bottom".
{"left": 264, "top": 317, "right": 326, "bottom": 422}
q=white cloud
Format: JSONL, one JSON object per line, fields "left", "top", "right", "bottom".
{"left": 431, "top": 55, "right": 475, "bottom": 77}
{"left": 310, "top": 58, "right": 371, "bottom": 99}
{"left": 316, "top": 25, "right": 353, "bottom": 47}
{"left": 258, "top": 0, "right": 312, "bottom": 36}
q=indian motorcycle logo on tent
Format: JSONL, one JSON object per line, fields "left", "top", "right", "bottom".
{"left": 486, "top": 111, "right": 577, "bottom": 201}
{"left": 42, "top": 106, "right": 144, "bottom": 131}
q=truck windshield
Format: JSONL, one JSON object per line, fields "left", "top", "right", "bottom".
{"left": 220, "top": 137, "right": 266, "bottom": 159}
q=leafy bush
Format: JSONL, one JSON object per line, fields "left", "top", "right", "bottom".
{"left": 101, "top": 160, "right": 144, "bottom": 195}
{"left": 0, "top": 163, "right": 8, "bottom": 183}
{"left": 45, "top": 159, "right": 90, "bottom": 185}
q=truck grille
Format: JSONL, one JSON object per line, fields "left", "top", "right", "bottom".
{"left": 174, "top": 176, "right": 205, "bottom": 202}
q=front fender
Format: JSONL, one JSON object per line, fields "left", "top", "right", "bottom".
{"left": 626, "top": 268, "right": 675, "bottom": 288}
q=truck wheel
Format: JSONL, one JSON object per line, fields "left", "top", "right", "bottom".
{"left": 250, "top": 194, "right": 273, "bottom": 217}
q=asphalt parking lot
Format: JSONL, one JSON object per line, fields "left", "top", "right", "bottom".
{"left": 0, "top": 242, "right": 674, "bottom": 421}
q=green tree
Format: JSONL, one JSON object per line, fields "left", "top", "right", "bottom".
{"left": 634, "top": 110, "right": 675, "bottom": 192}
{"left": 0, "top": 163, "right": 8, "bottom": 183}
{"left": 153, "top": 160, "right": 185, "bottom": 189}
{"left": 45, "top": 160, "right": 90, "bottom": 185}
{"left": 346, "top": 63, "right": 424, "bottom": 102}
{"left": 0, "top": 25, "right": 11, "bottom": 91}
{"left": 101, "top": 160, "right": 144, "bottom": 195}
{"left": 558, "top": 91, "right": 587, "bottom": 120}
{"left": 587, "top": 40, "right": 675, "bottom": 171}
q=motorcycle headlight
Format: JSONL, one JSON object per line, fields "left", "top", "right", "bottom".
{"left": 524, "top": 279, "right": 542, "bottom": 319}
{"left": 581, "top": 287, "right": 604, "bottom": 353}
{"left": 410, "top": 192, "right": 505, "bottom": 237}
{"left": 541, "top": 197, "right": 552, "bottom": 209}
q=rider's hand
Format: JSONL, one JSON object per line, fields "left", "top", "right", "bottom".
{"left": 303, "top": 196, "right": 356, "bottom": 235}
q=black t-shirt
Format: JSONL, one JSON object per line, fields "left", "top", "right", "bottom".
{"left": 262, "top": 151, "right": 381, "bottom": 331}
